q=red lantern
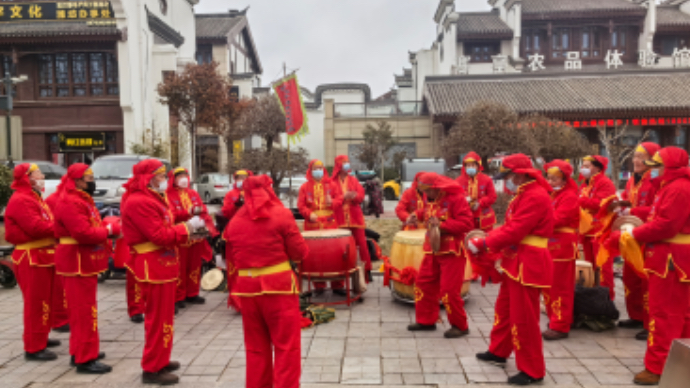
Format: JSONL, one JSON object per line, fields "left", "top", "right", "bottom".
{"left": 633, "top": 119, "right": 640, "bottom": 126}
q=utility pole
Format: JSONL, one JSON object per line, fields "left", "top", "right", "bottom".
{"left": 1, "top": 76, "right": 13, "bottom": 168}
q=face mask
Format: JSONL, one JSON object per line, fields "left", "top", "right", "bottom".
{"left": 85, "top": 181, "right": 96, "bottom": 197}
{"left": 580, "top": 167, "right": 592, "bottom": 178}
{"left": 156, "top": 180, "right": 168, "bottom": 193}
{"left": 32, "top": 179, "right": 45, "bottom": 191}
{"left": 177, "top": 177, "right": 189, "bottom": 189}
{"left": 550, "top": 184, "right": 562, "bottom": 191}
{"left": 506, "top": 178, "right": 518, "bottom": 193}
{"left": 651, "top": 169, "right": 661, "bottom": 179}
{"left": 466, "top": 167, "right": 478, "bottom": 177}
{"left": 342, "top": 163, "right": 351, "bottom": 172}
{"left": 236, "top": 180, "right": 243, "bottom": 189}
{"left": 312, "top": 170, "right": 324, "bottom": 180}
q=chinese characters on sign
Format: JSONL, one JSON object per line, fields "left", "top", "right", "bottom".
{"left": 58, "top": 132, "right": 106, "bottom": 152}
{"left": 638, "top": 50, "right": 658, "bottom": 68}
{"left": 527, "top": 53, "right": 545, "bottom": 72}
{"left": 672, "top": 48, "right": 690, "bottom": 68}
{"left": 564, "top": 52, "right": 582, "bottom": 70}
{"left": 0, "top": 2, "right": 113, "bottom": 22}
{"left": 605, "top": 50, "right": 624, "bottom": 69}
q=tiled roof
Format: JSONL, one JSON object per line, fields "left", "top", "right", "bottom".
{"left": 457, "top": 11, "right": 512, "bottom": 39}
{"left": 521, "top": 0, "right": 645, "bottom": 19}
{"left": 657, "top": 7, "right": 690, "bottom": 27}
{"left": 0, "top": 21, "right": 119, "bottom": 39}
{"left": 424, "top": 71, "right": 690, "bottom": 118}
{"left": 195, "top": 12, "right": 244, "bottom": 39}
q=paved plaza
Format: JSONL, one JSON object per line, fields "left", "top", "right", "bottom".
{"left": 0, "top": 275, "right": 646, "bottom": 388}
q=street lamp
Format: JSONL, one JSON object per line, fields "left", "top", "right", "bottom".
{"left": 1, "top": 74, "right": 28, "bottom": 168}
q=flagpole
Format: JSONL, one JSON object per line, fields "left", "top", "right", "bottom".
{"left": 284, "top": 62, "right": 293, "bottom": 208}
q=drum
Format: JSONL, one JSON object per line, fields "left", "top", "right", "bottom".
{"left": 301, "top": 229, "right": 358, "bottom": 278}
{"left": 389, "top": 229, "right": 472, "bottom": 302}
{"left": 201, "top": 268, "right": 227, "bottom": 291}
{"left": 575, "top": 260, "right": 595, "bottom": 288}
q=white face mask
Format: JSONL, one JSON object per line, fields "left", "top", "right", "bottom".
{"left": 33, "top": 179, "right": 45, "bottom": 191}
{"left": 156, "top": 180, "right": 168, "bottom": 193}
{"left": 177, "top": 177, "right": 189, "bottom": 189}
{"left": 236, "top": 180, "right": 243, "bottom": 189}
{"left": 580, "top": 167, "right": 592, "bottom": 178}
{"left": 505, "top": 178, "right": 518, "bottom": 193}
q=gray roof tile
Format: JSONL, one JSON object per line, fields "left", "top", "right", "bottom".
{"left": 457, "top": 11, "right": 512, "bottom": 38}
{"left": 0, "top": 21, "right": 118, "bottom": 38}
{"left": 657, "top": 7, "right": 690, "bottom": 27}
{"left": 522, "top": 0, "right": 645, "bottom": 18}
{"left": 195, "top": 13, "right": 244, "bottom": 39}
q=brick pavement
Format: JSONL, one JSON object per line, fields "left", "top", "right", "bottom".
{"left": 0, "top": 275, "right": 645, "bottom": 387}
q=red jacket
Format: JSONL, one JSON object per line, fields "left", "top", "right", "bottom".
{"left": 549, "top": 184, "right": 580, "bottom": 261}
{"left": 331, "top": 175, "right": 366, "bottom": 228}
{"left": 456, "top": 172, "right": 497, "bottom": 230}
{"left": 5, "top": 187, "right": 55, "bottom": 267}
{"left": 222, "top": 188, "right": 243, "bottom": 220}
{"left": 122, "top": 188, "right": 189, "bottom": 283}
{"left": 486, "top": 181, "right": 555, "bottom": 287}
{"left": 622, "top": 171, "right": 657, "bottom": 221}
{"left": 579, "top": 172, "right": 616, "bottom": 236}
{"left": 298, "top": 181, "right": 341, "bottom": 231}
{"left": 54, "top": 189, "right": 110, "bottom": 276}
{"left": 395, "top": 188, "right": 425, "bottom": 226}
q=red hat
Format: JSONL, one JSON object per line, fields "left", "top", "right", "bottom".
{"left": 461, "top": 151, "right": 484, "bottom": 179}
{"left": 636, "top": 142, "right": 660, "bottom": 158}
{"left": 58, "top": 163, "right": 92, "bottom": 194}
{"left": 495, "top": 154, "right": 551, "bottom": 192}
{"left": 243, "top": 175, "right": 282, "bottom": 220}
{"left": 10, "top": 163, "right": 39, "bottom": 191}
{"left": 306, "top": 159, "right": 330, "bottom": 182}
{"left": 331, "top": 155, "right": 350, "bottom": 179}
{"left": 167, "top": 167, "right": 189, "bottom": 192}
{"left": 544, "top": 159, "right": 578, "bottom": 191}
{"left": 416, "top": 172, "right": 464, "bottom": 195}
{"left": 583, "top": 155, "right": 609, "bottom": 172}
{"left": 123, "top": 159, "right": 165, "bottom": 194}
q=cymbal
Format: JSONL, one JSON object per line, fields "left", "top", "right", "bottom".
{"left": 612, "top": 215, "right": 644, "bottom": 231}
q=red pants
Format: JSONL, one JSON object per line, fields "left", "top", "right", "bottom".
{"left": 51, "top": 274, "right": 69, "bottom": 329}
{"left": 623, "top": 262, "right": 649, "bottom": 325}
{"left": 414, "top": 254, "right": 468, "bottom": 330}
{"left": 15, "top": 259, "right": 54, "bottom": 353}
{"left": 349, "top": 228, "right": 372, "bottom": 272}
{"left": 489, "top": 275, "right": 545, "bottom": 379}
{"left": 176, "top": 244, "right": 202, "bottom": 302}
{"left": 63, "top": 275, "right": 100, "bottom": 364}
{"left": 126, "top": 270, "right": 145, "bottom": 318}
{"left": 141, "top": 281, "right": 176, "bottom": 373}
{"left": 240, "top": 294, "right": 301, "bottom": 388}
{"left": 582, "top": 236, "right": 614, "bottom": 300}
{"left": 644, "top": 272, "right": 690, "bottom": 375}
{"left": 543, "top": 260, "right": 575, "bottom": 333}
{"left": 226, "top": 264, "right": 241, "bottom": 312}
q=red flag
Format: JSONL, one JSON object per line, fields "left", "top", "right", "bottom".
{"left": 272, "top": 74, "right": 309, "bottom": 142}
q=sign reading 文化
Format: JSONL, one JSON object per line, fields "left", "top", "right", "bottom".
{"left": 0, "top": 2, "right": 113, "bottom": 23}
{"left": 58, "top": 132, "right": 106, "bottom": 152}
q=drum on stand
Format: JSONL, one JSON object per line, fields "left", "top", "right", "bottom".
{"left": 388, "top": 229, "right": 471, "bottom": 303}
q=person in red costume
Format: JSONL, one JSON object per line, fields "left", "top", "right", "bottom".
{"left": 541, "top": 160, "right": 579, "bottom": 341}
{"left": 578, "top": 155, "right": 617, "bottom": 300}
{"left": 331, "top": 155, "right": 372, "bottom": 281}
{"left": 297, "top": 159, "right": 345, "bottom": 295}
{"left": 609, "top": 142, "right": 660, "bottom": 341}
{"left": 468, "top": 154, "right": 554, "bottom": 386}
{"left": 119, "top": 164, "right": 145, "bottom": 323}
{"left": 456, "top": 152, "right": 497, "bottom": 232}
{"left": 53, "top": 163, "right": 113, "bottom": 374}
{"left": 5, "top": 163, "right": 62, "bottom": 361}
{"left": 167, "top": 167, "right": 219, "bottom": 310}
{"left": 225, "top": 175, "right": 309, "bottom": 388}
{"left": 221, "top": 169, "right": 251, "bottom": 312}
{"left": 395, "top": 172, "right": 427, "bottom": 231}
{"left": 406, "top": 172, "right": 474, "bottom": 338}
{"left": 45, "top": 189, "right": 70, "bottom": 334}
{"left": 607, "top": 147, "right": 690, "bottom": 385}
{"left": 122, "top": 159, "right": 202, "bottom": 385}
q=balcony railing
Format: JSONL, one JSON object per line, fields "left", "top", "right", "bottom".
{"left": 334, "top": 101, "right": 425, "bottom": 118}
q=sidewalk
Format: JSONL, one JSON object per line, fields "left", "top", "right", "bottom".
{"left": 0, "top": 275, "right": 644, "bottom": 387}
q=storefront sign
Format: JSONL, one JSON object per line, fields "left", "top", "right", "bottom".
{"left": 58, "top": 132, "right": 105, "bottom": 152}
{"left": 0, "top": 2, "right": 113, "bottom": 23}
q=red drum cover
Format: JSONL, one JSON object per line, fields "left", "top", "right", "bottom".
{"left": 301, "top": 229, "right": 357, "bottom": 276}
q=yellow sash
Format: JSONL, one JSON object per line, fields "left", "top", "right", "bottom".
{"left": 16, "top": 238, "right": 57, "bottom": 250}
{"left": 59, "top": 237, "right": 78, "bottom": 245}
{"left": 520, "top": 235, "right": 548, "bottom": 248}
{"left": 238, "top": 261, "right": 291, "bottom": 277}
{"left": 132, "top": 242, "right": 163, "bottom": 254}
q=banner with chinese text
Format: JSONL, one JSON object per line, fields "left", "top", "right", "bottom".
{"left": 0, "top": 2, "right": 114, "bottom": 23}
{"left": 272, "top": 74, "right": 309, "bottom": 143}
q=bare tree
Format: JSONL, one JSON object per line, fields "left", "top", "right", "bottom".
{"left": 357, "top": 120, "right": 397, "bottom": 180}
{"left": 521, "top": 115, "right": 593, "bottom": 161}
{"left": 597, "top": 124, "right": 649, "bottom": 188}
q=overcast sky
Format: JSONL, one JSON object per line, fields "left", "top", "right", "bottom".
{"left": 195, "top": 0, "right": 490, "bottom": 98}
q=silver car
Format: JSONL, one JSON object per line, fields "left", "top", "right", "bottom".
{"left": 3, "top": 160, "right": 66, "bottom": 199}
{"left": 90, "top": 155, "right": 171, "bottom": 206}
{"left": 195, "top": 173, "right": 230, "bottom": 204}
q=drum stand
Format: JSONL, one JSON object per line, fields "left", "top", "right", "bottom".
{"left": 298, "top": 266, "right": 364, "bottom": 307}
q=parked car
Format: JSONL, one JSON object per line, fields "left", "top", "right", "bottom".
{"left": 90, "top": 154, "right": 171, "bottom": 205}
{"left": 195, "top": 173, "right": 230, "bottom": 204}
{"left": 3, "top": 160, "right": 66, "bottom": 199}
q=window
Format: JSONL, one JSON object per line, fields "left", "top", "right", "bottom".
{"left": 581, "top": 27, "right": 602, "bottom": 58}
{"left": 611, "top": 27, "right": 627, "bottom": 55}
{"left": 196, "top": 45, "right": 213, "bottom": 65}
{"left": 551, "top": 28, "right": 571, "bottom": 58}
{"left": 465, "top": 43, "right": 499, "bottom": 63}
{"left": 38, "top": 52, "right": 119, "bottom": 98}
{"left": 660, "top": 36, "right": 689, "bottom": 56}
{"left": 523, "top": 29, "right": 546, "bottom": 56}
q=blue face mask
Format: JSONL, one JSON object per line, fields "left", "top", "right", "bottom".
{"left": 312, "top": 170, "right": 324, "bottom": 180}
{"left": 343, "top": 163, "right": 351, "bottom": 172}
{"left": 505, "top": 178, "right": 517, "bottom": 193}
{"left": 466, "top": 167, "right": 478, "bottom": 177}
{"left": 236, "top": 180, "right": 243, "bottom": 189}
{"left": 651, "top": 169, "right": 661, "bottom": 179}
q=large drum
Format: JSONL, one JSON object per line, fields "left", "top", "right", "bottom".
{"left": 388, "top": 229, "right": 472, "bottom": 302}
{"left": 300, "top": 229, "right": 358, "bottom": 278}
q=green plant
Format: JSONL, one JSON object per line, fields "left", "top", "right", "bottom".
{"left": 0, "top": 164, "right": 11, "bottom": 213}
{"left": 129, "top": 128, "right": 169, "bottom": 158}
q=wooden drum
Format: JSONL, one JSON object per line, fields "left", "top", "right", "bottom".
{"left": 389, "top": 230, "right": 472, "bottom": 302}
{"left": 300, "top": 229, "right": 358, "bottom": 278}
{"left": 575, "top": 260, "right": 595, "bottom": 288}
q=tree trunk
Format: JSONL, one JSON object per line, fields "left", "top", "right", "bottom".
{"left": 190, "top": 124, "right": 197, "bottom": 179}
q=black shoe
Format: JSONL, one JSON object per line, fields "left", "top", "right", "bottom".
{"left": 143, "top": 371, "right": 179, "bottom": 385}
{"left": 508, "top": 371, "right": 543, "bottom": 385}
{"left": 476, "top": 351, "right": 507, "bottom": 367}
{"left": 333, "top": 289, "right": 348, "bottom": 297}
{"left": 366, "top": 270, "right": 373, "bottom": 283}
{"left": 46, "top": 339, "right": 61, "bottom": 348}
{"left": 636, "top": 329, "right": 649, "bottom": 341}
{"left": 618, "top": 319, "right": 644, "bottom": 329}
{"left": 75, "top": 360, "right": 112, "bottom": 374}
{"left": 25, "top": 349, "right": 58, "bottom": 361}
{"left": 53, "top": 324, "right": 70, "bottom": 333}
{"left": 444, "top": 326, "right": 469, "bottom": 338}
{"left": 313, "top": 289, "right": 325, "bottom": 297}
{"left": 175, "top": 301, "right": 186, "bottom": 309}
{"left": 163, "top": 361, "right": 180, "bottom": 372}
{"left": 130, "top": 314, "right": 144, "bottom": 324}
{"left": 407, "top": 323, "right": 437, "bottom": 331}
{"left": 71, "top": 352, "right": 106, "bottom": 367}
{"left": 185, "top": 296, "right": 205, "bottom": 305}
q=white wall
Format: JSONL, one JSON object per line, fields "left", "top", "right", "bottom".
{"left": 414, "top": 49, "right": 437, "bottom": 100}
